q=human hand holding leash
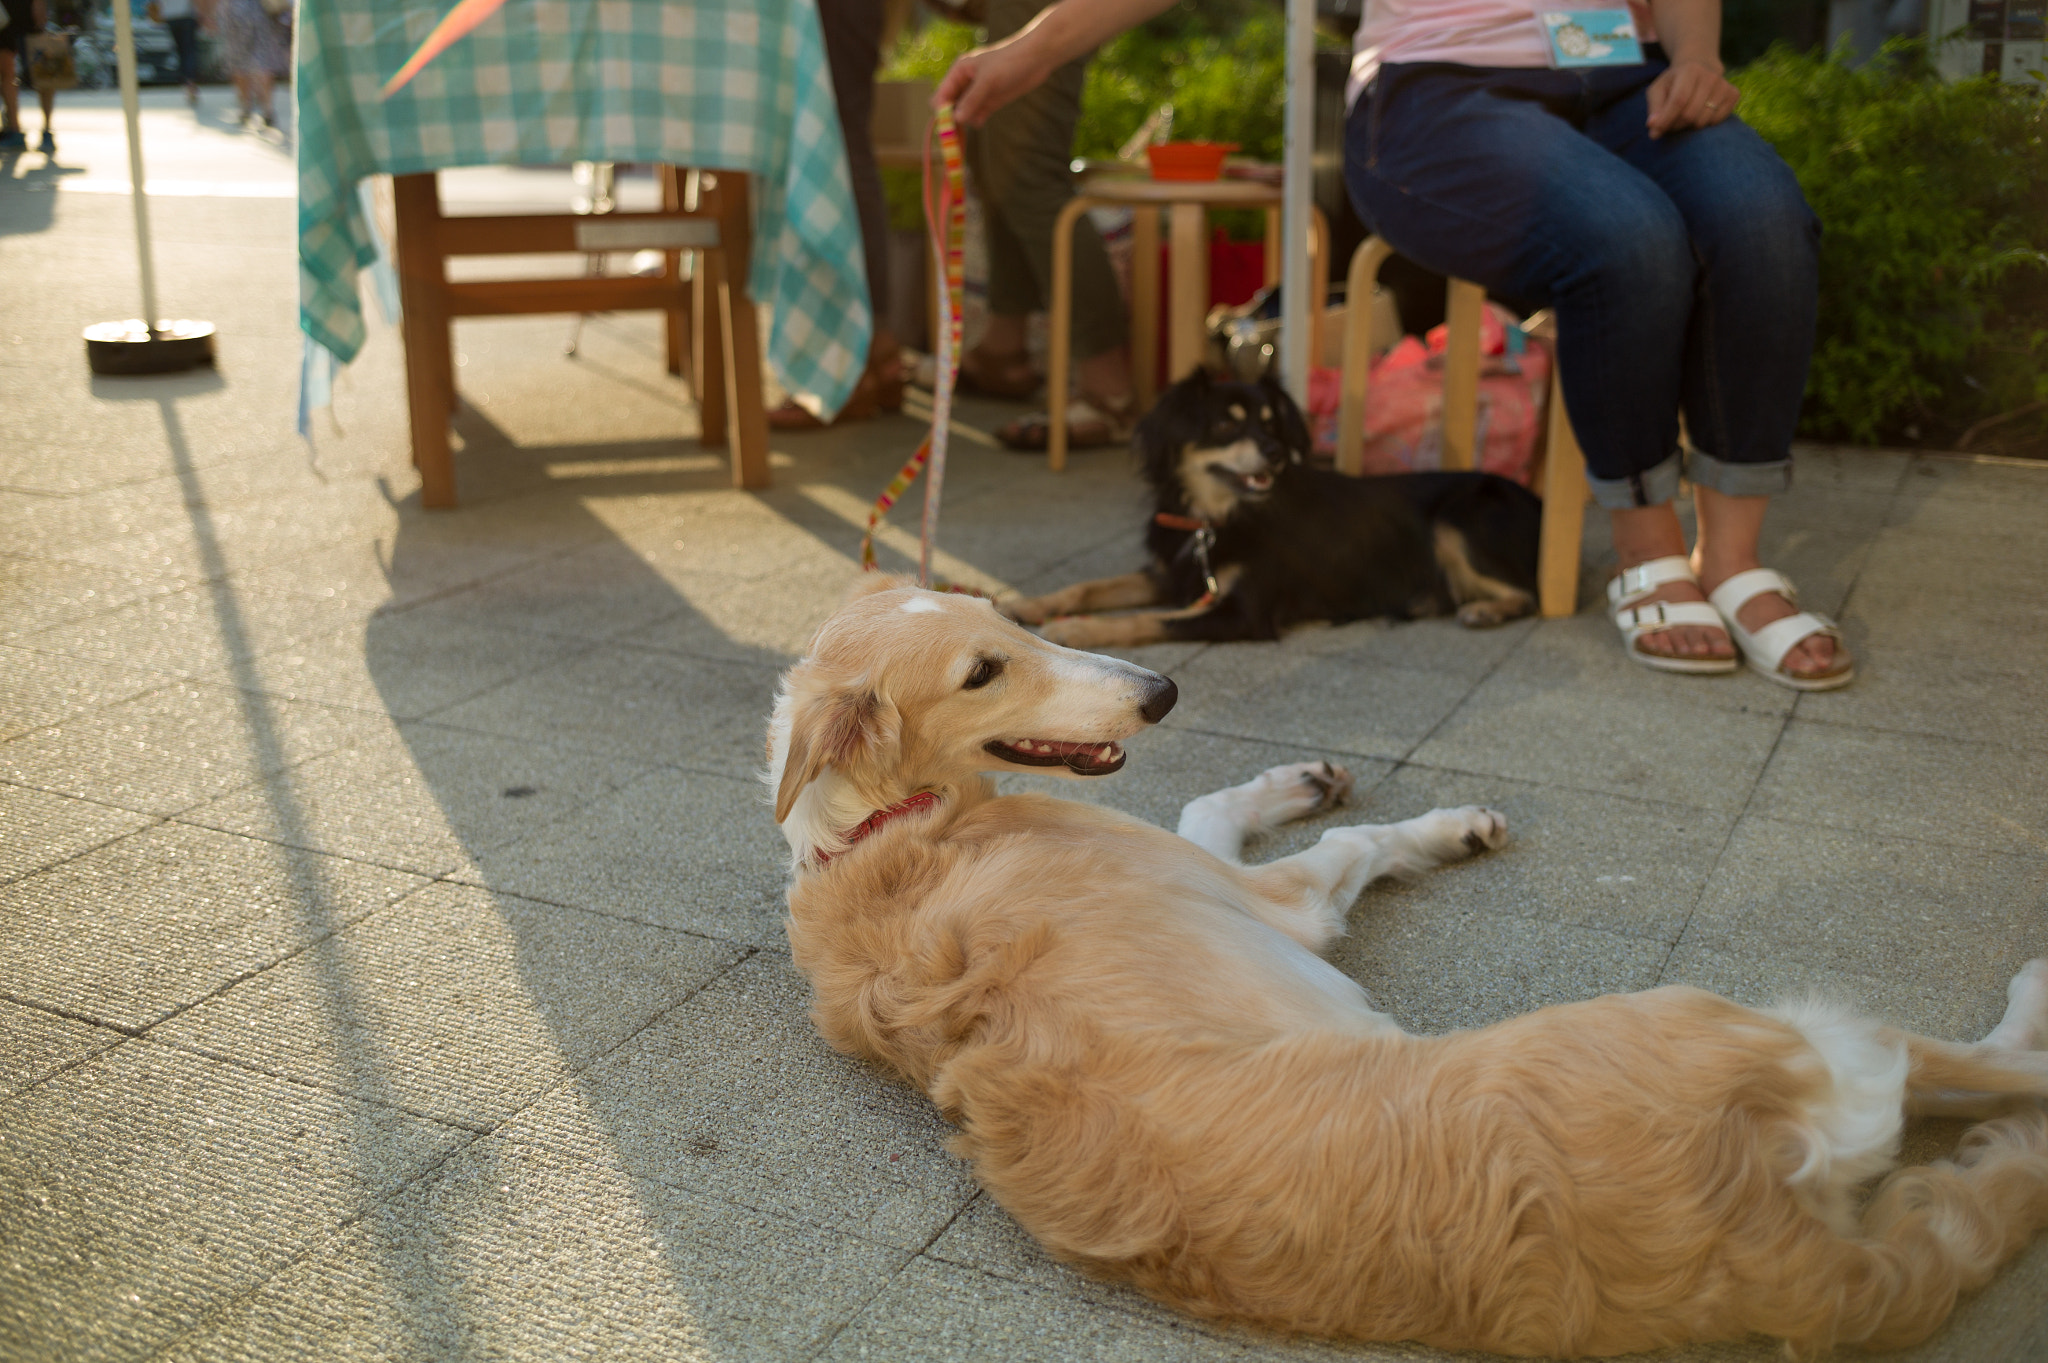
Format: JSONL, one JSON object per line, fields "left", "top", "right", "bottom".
{"left": 936, "top": 0, "right": 1178, "bottom": 127}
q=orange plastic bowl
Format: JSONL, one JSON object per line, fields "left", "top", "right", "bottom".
{"left": 1145, "top": 141, "right": 1237, "bottom": 182}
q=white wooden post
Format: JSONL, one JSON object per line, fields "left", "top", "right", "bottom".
{"left": 1280, "top": 0, "right": 1315, "bottom": 404}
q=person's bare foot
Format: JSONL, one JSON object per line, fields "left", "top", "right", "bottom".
{"left": 1695, "top": 559, "right": 1841, "bottom": 680}
{"left": 1608, "top": 505, "right": 1731, "bottom": 663}
{"left": 1613, "top": 565, "right": 1735, "bottom": 662}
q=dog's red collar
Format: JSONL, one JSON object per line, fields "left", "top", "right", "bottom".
{"left": 814, "top": 791, "right": 941, "bottom": 868}
{"left": 1153, "top": 511, "right": 1208, "bottom": 532}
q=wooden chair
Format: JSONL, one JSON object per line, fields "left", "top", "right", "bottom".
{"left": 1047, "top": 176, "right": 1328, "bottom": 471}
{"left": 391, "top": 166, "right": 770, "bottom": 509}
{"left": 1335, "top": 236, "right": 1588, "bottom": 618}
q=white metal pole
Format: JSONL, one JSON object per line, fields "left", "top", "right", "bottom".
{"left": 1280, "top": 0, "right": 1315, "bottom": 404}
{"left": 111, "top": 0, "right": 163, "bottom": 334}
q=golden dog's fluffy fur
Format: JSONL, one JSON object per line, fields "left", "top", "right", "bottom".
{"left": 767, "top": 578, "right": 2048, "bottom": 1357}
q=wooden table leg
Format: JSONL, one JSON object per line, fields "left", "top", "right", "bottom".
{"left": 1167, "top": 201, "right": 1208, "bottom": 386}
{"left": 1129, "top": 205, "right": 1159, "bottom": 412}
{"left": 1047, "top": 196, "right": 1091, "bottom": 473}
{"left": 1440, "top": 278, "right": 1486, "bottom": 473}
{"left": 712, "top": 171, "right": 771, "bottom": 490}
{"left": 392, "top": 172, "right": 457, "bottom": 509}
{"left": 659, "top": 165, "right": 690, "bottom": 378}
{"left": 691, "top": 177, "right": 729, "bottom": 449}
{"left": 1538, "top": 366, "right": 1588, "bottom": 618}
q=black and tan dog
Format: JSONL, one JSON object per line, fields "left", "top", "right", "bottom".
{"left": 1005, "top": 370, "right": 1544, "bottom": 648}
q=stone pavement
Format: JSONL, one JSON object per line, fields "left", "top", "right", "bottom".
{"left": 4, "top": 92, "right": 2047, "bottom": 1363}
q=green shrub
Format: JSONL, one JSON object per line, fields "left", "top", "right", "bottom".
{"left": 1735, "top": 40, "right": 2048, "bottom": 450}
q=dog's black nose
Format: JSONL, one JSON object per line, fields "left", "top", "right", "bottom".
{"left": 1139, "top": 677, "right": 1178, "bottom": 724}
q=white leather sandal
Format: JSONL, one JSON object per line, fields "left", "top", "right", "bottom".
{"left": 1707, "top": 568, "right": 1855, "bottom": 692}
{"left": 1608, "top": 556, "right": 1739, "bottom": 675}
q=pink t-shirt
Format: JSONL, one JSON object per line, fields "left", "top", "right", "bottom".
{"left": 1347, "top": 2, "right": 1657, "bottom": 107}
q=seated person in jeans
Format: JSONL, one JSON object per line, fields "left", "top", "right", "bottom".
{"left": 940, "top": 0, "right": 1850, "bottom": 690}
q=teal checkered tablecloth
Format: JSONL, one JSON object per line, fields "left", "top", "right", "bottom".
{"left": 296, "top": 0, "right": 869, "bottom": 418}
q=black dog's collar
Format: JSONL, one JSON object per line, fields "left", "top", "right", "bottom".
{"left": 1153, "top": 513, "right": 1220, "bottom": 607}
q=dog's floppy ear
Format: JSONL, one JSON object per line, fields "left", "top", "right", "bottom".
{"left": 1134, "top": 368, "right": 1212, "bottom": 490}
{"left": 1258, "top": 372, "right": 1313, "bottom": 463}
{"left": 774, "top": 675, "right": 899, "bottom": 823}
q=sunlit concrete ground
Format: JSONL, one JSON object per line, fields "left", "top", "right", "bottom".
{"left": 4, "top": 91, "right": 2046, "bottom": 1363}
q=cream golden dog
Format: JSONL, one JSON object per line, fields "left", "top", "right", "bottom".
{"left": 766, "top": 577, "right": 2048, "bottom": 1357}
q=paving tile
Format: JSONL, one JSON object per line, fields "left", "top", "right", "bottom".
{"left": 1657, "top": 936, "right": 2034, "bottom": 1052}
{"left": 618, "top": 556, "right": 875, "bottom": 665}
{"left": 397, "top": 538, "right": 731, "bottom": 644}
{"left": 235, "top": 611, "right": 591, "bottom": 721}
{"left": 458, "top": 767, "right": 791, "bottom": 943}
{"left": 0, "top": 782, "right": 158, "bottom": 885}
{"left": 0, "top": 680, "right": 382, "bottom": 815}
{"left": 182, "top": 723, "right": 645, "bottom": 878}
{"left": 1683, "top": 816, "right": 2048, "bottom": 990}
{"left": 1895, "top": 453, "right": 2048, "bottom": 503}
{"left": 501, "top": 952, "right": 978, "bottom": 1251}
{"left": 1805, "top": 534, "right": 2048, "bottom": 750}
{"left": 1356, "top": 766, "right": 1737, "bottom": 944}
{"left": 0, "top": 553, "right": 189, "bottom": 641}
{"left": 152, "top": 1138, "right": 907, "bottom": 1363}
{"left": 56, "top": 502, "right": 363, "bottom": 584}
{"left": 0, "top": 822, "right": 425, "bottom": 1031}
{"left": 0, "top": 1039, "right": 466, "bottom": 1363}
{"left": 431, "top": 643, "right": 781, "bottom": 777}
{"left": 21, "top": 580, "right": 367, "bottom": 679}
{"left": 152, "top": 881, "right": 743, "bottom": 1129}
{"left": 0, "top": 998, "right": 125, "bottom": 1098}
{"left": 243, "top": 533, "right": 550, "bottom": 612}
{"left": 0, "top": 642, "right": 175, "bottom": 740}
{"left": 993, "top": 724, "right": 1398, "bottom": 846}
{"left": 820, "top": 1255, "right": 1430, "bottom": 1363}
{"left": 1749, "top": 721, "right": 2048, "bottom": 857}
{"left": 1163, "top": 644, "right": 1481, "bottom": 763}
{"left": 1409, "top": 613, "right": 1790, "bottom": 811}
{"left": 1327, "top": 901, "right": 1672, "bottom": 1037}
{"left": 923, "top": 1198, "right": 1448, "bottom": 1362}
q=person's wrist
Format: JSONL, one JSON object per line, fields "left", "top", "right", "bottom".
{"left": 1667, "top": 52, "right": 1726, "bottom": 78}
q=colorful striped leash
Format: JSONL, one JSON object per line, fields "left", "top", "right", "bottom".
{"left": 859, "top": 104, "right": 967, "bottom": 589}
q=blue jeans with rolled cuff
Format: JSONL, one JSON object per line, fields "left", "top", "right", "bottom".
{"left": 1343, "top": 54, "right": 1820, "bottom": 510}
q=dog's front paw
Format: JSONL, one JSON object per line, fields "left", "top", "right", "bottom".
{"left": 1406, "top": 805, "right": 1509, "bottom": 860}
{"left": 1247, "top": 759, "right": 1354, "bottom": 821}
{"left": 1449, "top": 805, "right": 1509, "bottom": 855}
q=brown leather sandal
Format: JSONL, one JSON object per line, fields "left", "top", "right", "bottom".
{"left": 768, "top": 350, "right": 907, "bottom": 430}
{"left": 957, "top": 348, "right": 1041, "bottom": 400}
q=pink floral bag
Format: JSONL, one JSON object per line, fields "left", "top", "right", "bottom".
{"left": 1307, "top": 303, "right": 1552, "bottom": 489}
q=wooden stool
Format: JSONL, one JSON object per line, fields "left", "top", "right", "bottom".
{"left": 1335, "top": 236, "right": 1588, "bottom": 619}
{"left": 1047, "top": 177, "right": 1328, "bottom": 471}
{"left": 392, "top": 166, "right": 770, "bottom": 509}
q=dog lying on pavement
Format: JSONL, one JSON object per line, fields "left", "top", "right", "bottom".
{"left": 766, "top": 576, "right": 2048, "bottom": 1357}
{"left": 1003, "top": 369, "right": 1544, "bottom": 648}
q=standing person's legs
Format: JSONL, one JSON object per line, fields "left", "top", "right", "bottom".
{"left": 970, "top": 0, "right": 1129, "bottom": 434}
{"left": 169, "top": 16, "right": 201, "bottom": 105}
{"left": 1589, "top": 99, "right": 1838, "bottom": 680}
{"left": 0, "top": 45, "right": 20, "bottom": 142}
{"left": 1346, "top": 62, "right": 1729, "bottom": 664}
{"left": 774, "top": 0, "right": 902, "bottom": 426}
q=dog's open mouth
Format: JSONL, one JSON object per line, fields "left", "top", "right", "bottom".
{"left": 984, "top": 738, "right": 1126, "bottom": 775}
{"left": 1208, "top": 463, "right": 1275, "bottom": 496}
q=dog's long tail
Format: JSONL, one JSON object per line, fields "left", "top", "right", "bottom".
{"left": 1777, "top": 1108, "right": 2048, "bottom": 1357}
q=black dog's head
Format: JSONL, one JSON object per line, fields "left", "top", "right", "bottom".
{"left": 1133, "top": 369, "right": 1312, "bottom": 523}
